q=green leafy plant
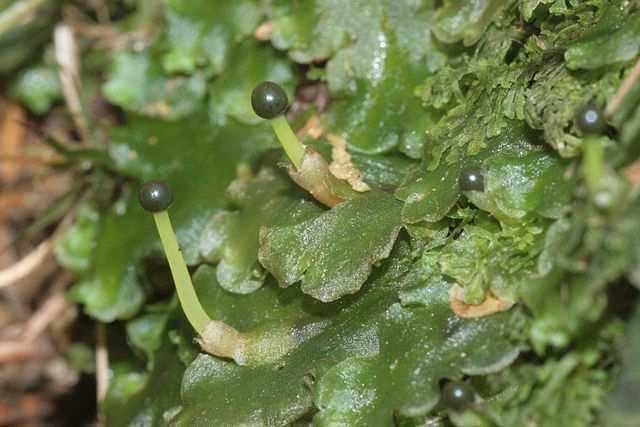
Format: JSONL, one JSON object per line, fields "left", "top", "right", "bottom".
{"left": 7, "top": 0, "right": 640, "bottom": 425}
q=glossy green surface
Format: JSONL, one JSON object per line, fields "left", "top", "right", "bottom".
{"left": 69, "top": 113, "right": 274, "bottom": 321}
{"left": 36, "top": 0, "right": 640, "bottom": 425}
{"left": 199, "top": 166, "right": 311, "bottom": 294}
{"left": 173, "top": 251, "right": 519, "bottom": 426}
{"left": 272, "top": 0, "right": 443, "bottom": 156}
{"left": 259, "top": 191, "right": 403, "bottom": 302}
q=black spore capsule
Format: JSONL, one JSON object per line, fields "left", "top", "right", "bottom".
{"left": 441, "top": 381, "right": 475, "bottom": 412}
{"left": 575, "top": 105, "right": 606, "bottom": 135}
{"left": 139, "top": 181, "right": 174, "bottom": 212}
{"left": 251, "top": 81, "right": 288, "bottom": 119}
{"left": 459, "top": 167, "right": 484, "bottom": 192}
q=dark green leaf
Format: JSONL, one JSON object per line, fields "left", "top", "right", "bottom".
{"left": 208, "top": 40, "right": 294, "bottom": 125}
{"left": 259, "top": 191, "right": 403, "bottom": 301}
{"left": 395, "top": 162, "right": 462, "bottom": 224}
{"left": 71, "top": 113, "right": 274, "bottom": 321}
{"left": 199, "top": 166, "right": 310, "bottom": 294}
{"left": 271, "top": 0, "right": 444, "bottom": 156}
{"left": 433, "top": 0, "right": 507, "bottom": 46}
{"left": 161, "top": 0, "right": 261, "bottom": 74}
{"left": 54, "top": 202, "right": 100, "bottom": 274}
{"left": 174, "top": 248, "right": 519, "bottom": 426}
{"left": 103, "top": 50, "right": 206, "bottom": 120}
{"left": 10, "top": 64, "right": 61, "bottom": 114}
{"left": 104, "top": 324, "right": 186, "bottom": 427}
{"left": 565, "top": 10, "right": 640, "bottom": 70}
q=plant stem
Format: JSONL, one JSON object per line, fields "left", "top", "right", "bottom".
{"left": 270, "top": 115, "right": 305, "bottom": 170}
{"left": 582, "top": 137, "right": 604, "bottom": 194}
{"left": 153, "top": 211, "right": 210, "bottom": 333}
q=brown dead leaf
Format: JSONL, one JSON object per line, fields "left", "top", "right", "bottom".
{"left": 297, "top": 115, "right": 324, "bottom": 140}
{"left": 0, "top": 392, "right": 55, "bottom": 425}
{"left": 0, "top": 103, "right": 26, "bottom": 184}
{"left": 326, "top": 133, "right": 370, "bottom": 193}
{"left": 623, "top": 160, "right": 640, "bottom": 187}
{"left": 255, "top": 21, "right": 273, "bottom": 41}
{"left": 449, "top": 284, "right": 514, "bottom": 318}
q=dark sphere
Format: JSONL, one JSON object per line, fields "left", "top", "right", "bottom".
{"left": 441, "top": 381, "right": 475, "bottom": 411}
{"left": 575, "top": 105, "right": 606, "bottom": 135}
{"left": 251, "top": 81, "right": 288, "bottom": 119}
{"left": 139, "top": 181, "right": 173, "bottom": 212}
{"left": 459, "top": 167, "right": 485, "bottom": 192}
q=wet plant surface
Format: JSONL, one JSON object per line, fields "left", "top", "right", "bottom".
{"left": 1, "top": 1, "right": 640, "bottom": 426}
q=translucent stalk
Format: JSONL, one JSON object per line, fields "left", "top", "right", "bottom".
{"left": 152, "top": 211, "right": 210, "bottom": 333}
{"left": 583, "top": 137, "right": 604, "bottom": 194}
{"left": 270, "top": 115, "right": 305, "bottom": 170}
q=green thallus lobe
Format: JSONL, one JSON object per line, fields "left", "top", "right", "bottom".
{"left": 251, "top": 81, "right": 305, "bottom": 169}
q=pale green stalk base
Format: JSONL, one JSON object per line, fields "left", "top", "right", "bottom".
{"left": 271, "top": 115, "right": 305, "bottom": 170}
{"left": 153, "top": 211, "right": 210, "bottom": 334}
{"left": 583, "top": 137, "right": 604, "bottom": 194}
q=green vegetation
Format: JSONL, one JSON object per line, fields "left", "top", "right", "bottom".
{"left": 4, "top": 0, "right": 640, "bottom": 425}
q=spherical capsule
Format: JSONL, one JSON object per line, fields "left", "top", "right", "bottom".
{"left": 139, "top": 181, "right": 173, "bottom": 212}
{"left": 441, "top": 381, "right": 475, "bottom": 411}
{"left": 251, "top": 81, "right": 288, "bottom": 119}
{"left": 575, "top": 105, "right": 606, "bottom": 135}
{"left": 459, "top": 167, "right": 484, "bottom": 192}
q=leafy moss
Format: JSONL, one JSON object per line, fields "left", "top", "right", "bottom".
{"left": 523, "top": 188, "right": 640, "bottom": 353}
{"left": 439, "top": 220, "right": 543, "bottom": 304}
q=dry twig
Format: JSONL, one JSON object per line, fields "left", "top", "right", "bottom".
{"left": 96, "top": 323, "right": 109, "bottom": 404}
{"left": 54, "top": 23, "right": 87, "bottom": 140}
{"left": 23, "top": 292, "right": 69, "bottom": 342}
{"left": 0, "top": 339, "right": 51, "bottom": 363}
{"left": 0, "top": 240, "right": 54, "bottom": 290}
